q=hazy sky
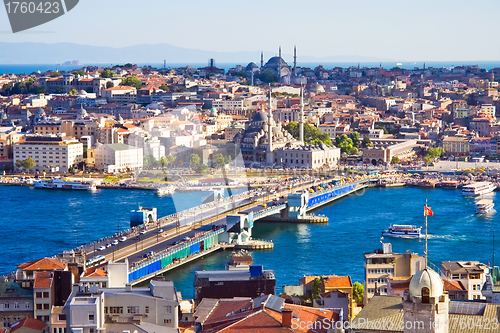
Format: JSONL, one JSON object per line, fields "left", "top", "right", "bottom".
{"left": 1, "top": 0, "right": 499, "bottom": 61}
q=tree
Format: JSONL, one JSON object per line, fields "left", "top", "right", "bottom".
{"left": 15, "top": 156, "right": 36, "bottom": 171}
{"left": 350, "top": 131, "right": 360, "bottom": 148}
{"left": 376, "top": 126, "right": 388, "bottom": 134}
{"left": 311, "top": 278, "right": 322, "bottom": 300}
{"left": 362, "top": 136, "right": 374, "bottom": 148}
{"left": 426, "top": 147, "right": 444, "bottom": 159}
{"left": 353, "top": 282, "right": 364, "bottom": 304}
{"left": 255, "top": 71, "right": 277, "bottom": 83}
{"left": 175, "top": 86, "right": 188, "bottom": 92}
{"left": 225, "top": 155, "right": 232, "bottom": 165}
{"left": 143, "top": 155, "right": 158, "bottom": 168}
{"left": 159, "top": 84, "right": 170, "bottom": 92}
{"left": 216, "top": 153, "right": 225, "bottom": 166}
{"left": 50, "top": 71, "right": 62, "bottom": 78}
{"left": 423, "top": 155, "right": 433, "bottom": 165}
{"left": 167, "top": 154, "right": 176, "bottom": 166}
{"left": 391, "top": 156, "right": 401, "bottom": 165}
{"left": 100, "top": 69, "right": 116, "bottom": 78}
{"left": 73, "top": 70, "right": 86, "bottom": 77}
{"left": 68, "top": 88, "right": 78, "bottom": 96}
{"left": 121, "top": 76, "right": 143, "bottom": 89}
{"left": 196, "top": 164, "right": 208, "bottom": 174}
{"left": 106, "top": 81, "right": 114, "bottom": 88}
{"left": 349, "top": 146, "right": 359, "bottom": 155}
{"left": 284, "top": 121, "right": 332, "bottom": 146}
{"left": 189, "top": 153, "right": 201, "bottom": 167}
{"left": 335, "top": 134, "right": 354, "bottom": 154}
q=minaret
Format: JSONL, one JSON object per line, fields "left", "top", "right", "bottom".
{"left": 293, "top": 45, "right": 297, "bottom": 76}
{"left": 299, "top": 86, "right": 304, "bottom": 144}
{"left": 261, "top": 52, "right": 264, "bottom": 68}
{"left": 278, "top": 46, "right": 282, "bottom": 82}
{"left": 267, "top": 86, "right": 274, "bottom": 165}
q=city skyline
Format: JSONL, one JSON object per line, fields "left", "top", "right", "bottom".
{"left": 1, "top": 0, "right": 500, "bottom": 62}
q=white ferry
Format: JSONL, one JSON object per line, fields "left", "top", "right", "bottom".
{"left": 462, "top": 182, "right": 497, "bottom": 197}
{"left": 156, "top": 185, "right": 175, "bottom": 196}
{"left": 33, "top": 178, "right": 97, "bottom": 191}
{"left": 476, "top": 199, "right": 495, "bottom": 214}
{"left": 382, "top": 224, "right": 423, "bottom": 239}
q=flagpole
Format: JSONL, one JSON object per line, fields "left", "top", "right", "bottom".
{"left": 425, "top": 201, "right": 428, "bottom": 269}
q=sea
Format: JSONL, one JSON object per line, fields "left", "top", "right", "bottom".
{"left": 0, "top": 185, "right": 497, "bottom": 299}
{"left": 2, "top": 61, "right": 500, "bottom": 75}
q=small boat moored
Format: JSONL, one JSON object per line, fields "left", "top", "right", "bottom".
{"left": 476, "top": 199, "right": 494, "bottom": 214}
{"left": 382, "top": 224, "right": 424, "bottom": 239}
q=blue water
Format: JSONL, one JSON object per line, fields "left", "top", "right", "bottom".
{"left": 2, "top": 61, "right": 500, "bottom": 75}
{"left": 0, "top": 185, "right": 497, "bottom": 299}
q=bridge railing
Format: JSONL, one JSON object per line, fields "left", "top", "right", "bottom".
{"left": 309, "top": 179, "right": 368, "bottom": 199}
{"left": 129, "top": 227, "right": 225, "bottom": 273}
{"left": 254, "top": 204, "right": 286, "bottom": 219}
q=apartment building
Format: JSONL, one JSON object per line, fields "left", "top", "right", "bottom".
{"left": 363, "top": 242, "right": 424, "bottom": 304}
{"left": 94, "top": 143, "right": 143, "bottom": 173}
{"left": 102, "top": 86, "right": 137, "bottom": 103}
{"left": 13, "top": 136, "right": 84, "bottom": 173}
{"left": 442, "top": 136, "right": 470, "bottom": 157}
{"left": 440, "top": 261, "right": 489, "bottom": 300}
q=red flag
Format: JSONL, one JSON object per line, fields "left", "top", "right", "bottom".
{"left": 424, "top": 205, "right": 434, "bottom": 216}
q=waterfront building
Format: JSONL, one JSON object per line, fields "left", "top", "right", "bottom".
{"left": 13, "top": 136, "right": 83, "bottom": 173}
{"left": 361, "top": 139, "right": 420, "bottom": 166}
{"left": 364, "top": 242, "right": 425, "bottom": 304}
{"left": 63, "top": 280, "right": 179, "bottom": 333}
{"left": 442, "top": 136, "right": 470, "bottom": 157}
{"left": 93, "top": 143, "right": 143, "bottom": 173}
{"left": 0, "top": 281, "right": 33, "bottom": 328}
{"left": 440, "top": 261, "right": 489, "bottom": 300}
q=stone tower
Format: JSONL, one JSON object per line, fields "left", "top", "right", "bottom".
{"left": 293, "top": 45, "right": 297, "bottom": 76}
{"left": 299, "top": 86, "right": 304, "bottom": 143}
{"left": 403, "top": 268, "right": 449, "bottom": 333}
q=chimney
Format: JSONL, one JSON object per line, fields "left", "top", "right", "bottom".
{"left": 282, "top": 310, "right": 293, "bottom": 328}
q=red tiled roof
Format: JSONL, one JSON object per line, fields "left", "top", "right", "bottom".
{"left": 11, "top": 318, "right": 46, "bottom": 332}
{"left": 204, "top": 299, "right": 253, "bottom": 326}
{"left": 33, "top": 271, "right": 53, "bottom": 288}
{"left": 82, "top": 269, "right": 107, "bottom": 278}
{"left": 217, "top": 310, "right": 289, "bottom": 333}
{"left": 17, "top": 258, "right": 66, "bottom": 271}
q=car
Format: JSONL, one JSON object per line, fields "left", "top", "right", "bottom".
{"left": 140, "top": 230, "right": 147, "bottom": 235}
{"left": 97, "top": 245, "right": 106, "bottom": 251}
{"left": 147, "top": 251, "right": 155, "bottom": 256}
{"left": 105, "top": 243, "right": 111, "bottom": 248}
{"left": 111, "top": 240, "right": 119, "bottom": 246}
{"left": 183, "top": 236, "right": 190, "bottom": 241}
{"left": 158, "top": 229, "right": 164, "bottom": 233}
{"left": 119, "top": 236, "right": 127, "bottom": 242}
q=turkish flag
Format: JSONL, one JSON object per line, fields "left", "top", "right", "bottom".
{"left": 425, "top": 206, "right": 434, "bottom": 216}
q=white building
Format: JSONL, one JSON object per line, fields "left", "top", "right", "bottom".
{"left": 94, "top": 143, "right": 143, "bottom": 173}
{"left": 102, "top": 86, "right": 137, "bottom": 103}
{"left": 13, "top": 136, "right": 83, "bottom": 173}
{"left": 440, "top": 261, "right": 489, "bottom": 300}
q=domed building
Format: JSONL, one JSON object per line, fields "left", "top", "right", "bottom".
{"left": 261, "top": 47, "right": 292, "bottom": 82}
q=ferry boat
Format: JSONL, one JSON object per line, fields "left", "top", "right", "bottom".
{"left": 476, "top": 199, "right": 494, "bottom": 214}
{"left": 156, "top": 185, "right": 175, "bottom": 196}
{"left": 382, "top": 224, "right": 423, "bottom": 239}
{"left": 439, "top": 180, "right": 459, "bottom": 189}
{"left": 33, "top": 178, "right": 97, "bottom": 191}
{"left": 462, "top": 182, "right": 497, "bottom": 197}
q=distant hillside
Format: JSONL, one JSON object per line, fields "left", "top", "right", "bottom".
{"left": 0, "top": 42, "right": 390, "bottom": 65}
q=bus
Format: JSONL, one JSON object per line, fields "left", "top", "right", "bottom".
{"left": 86, "top": 255, "right": 106, "bottom": 268}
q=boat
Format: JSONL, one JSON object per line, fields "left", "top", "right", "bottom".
{"left": 462, "top": 182, "right": 497, "bottom": 197}
{"left": 33, "top": 178, "right": 96, "bottom": 191}
{"left": 476, "top": 199, "right": 494, "bottom": 214}
{"left": 382, "top": 224, "right": 423, "bottom": 238}
{"left": 439, "top": 180, "right": 459, "bottom": 189}
{"left": 156, "top": 185, "right": 175, "bottom": 196}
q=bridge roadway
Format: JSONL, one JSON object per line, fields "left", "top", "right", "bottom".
{"left": 83, "top": 179, "right": 321, "bottom": 265}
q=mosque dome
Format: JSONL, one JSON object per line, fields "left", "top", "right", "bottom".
{"left": 76, "top": 105, "right": 88, "bottom": 120}
{"left": 35, "top": 107, "right": 46, "bottom": 116}
{"left": 252, "top": 111, "right": 268, "bottom": 123}
{"left": 246, "top": 62, "right": 259, "bottom": 71}
{"left": 266, "top": 56, "right": 288, "bottom": 67}
{"left": 310, "top": 82, "right": 325, "bottom": 94}
{"left": 409, "top": 268, "right": 443, "bottom": 298}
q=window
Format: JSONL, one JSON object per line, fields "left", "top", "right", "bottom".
{"left": 127, "top": 306, "right": 139, "bottom": 314}
{"left": 470, "top": 273, "right": 481, "bottom": 279}
{"left": 58, "top": 314, "right": 66, "bottom": 321}
{"left": 36, "top": 304, "right": 42, "bottom": 310}
{"left": 43, "top": 303, "right": 49, "bottom": 310}
{"left": 89, "top": 329, "right": 94, "bottom": 333}
{"left": 89, "top": 313, "right": 95, "bottom": 322}
{"left": 164, "top": 306, "right": 172, "bottom": 314}
{"left": 451, "top": 274, "right": 460, "bottom": 279}
{"left": 164, "top": 319, "right": 172, "bottom": 324}
{"left": 25, "top": 302, "right": 30, "bottom": 309}
{"left": 145, "top": 306, "right": 149, "bottom": 314}
{"left": 14, "top": 302, "right": 19, "bottom": 309}
{"left": 35, "top": 292, "right": 42, "bottom": 298}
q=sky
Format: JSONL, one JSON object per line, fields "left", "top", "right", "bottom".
{"left": 1, "top": 0, "right": 499, "bottom": 61}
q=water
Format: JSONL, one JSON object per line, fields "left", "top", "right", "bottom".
{"left": 2, "top": 61, "right": 500, "bottom": 75}
{"left": 0, "top": 185, "right": 497, "bottom": 299}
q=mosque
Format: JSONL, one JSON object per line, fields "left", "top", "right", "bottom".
{"left": 233, "top": 88, "right": 340, "bottom": 168}
{"left": 246, "top": 46, "right": 306, "bottom": 84}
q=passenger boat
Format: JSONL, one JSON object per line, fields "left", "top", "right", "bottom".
{"left": 382, "top": 224, "right": 424, "bottom": 238}
{"left": 439, "top": 181, "right": 459, "bottom": 189}
{"left": 33, "top": 178, "right": 97, "bottom": 191}
{"left": 156, "top": 185, "right": 175, "bottom": 196}
{"left": 476, "top": 199, "right": 494, "bottom": 214}
{"left": 462, "top": 182, "right": 497, "bottom": 197}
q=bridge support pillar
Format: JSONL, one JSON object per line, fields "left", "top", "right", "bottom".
{"left": 221, "top": 212, "right": 254, "bottom": 245}
{"left": 287, "top": 192, "right": 309, "bottom": 219}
